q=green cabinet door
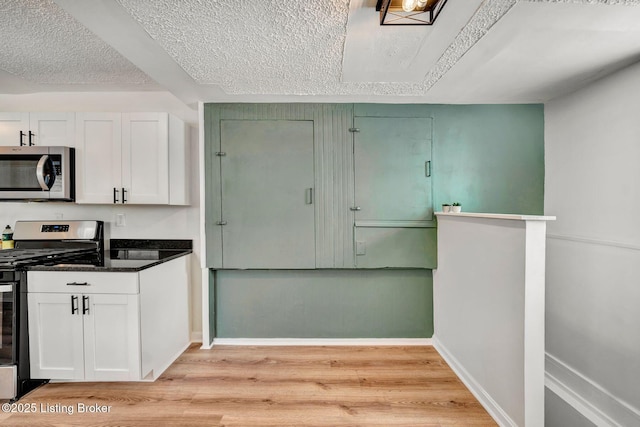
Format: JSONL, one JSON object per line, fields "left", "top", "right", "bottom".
{"left": 353, "top": 116, "right": 435, "bottom": 268}
{"left": 220, "top": 120, "right": 316, "bottom": 269}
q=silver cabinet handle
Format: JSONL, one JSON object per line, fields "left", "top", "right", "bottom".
{"left": 305, "top": 188, "right": 313, "bottom": 205}
{"left": 216, "top": 221, "right": 227, "bottom": 225}
{"left": 425, "top": 160, "right": 431, "bottom": 177}
{"left": 71, "top": 295, "right": 78, "bottom": 315}
{"left": 122, "top": 188, "right": 128, "bottom": 203}
{"left": 350, "top": 206, "right": 361, "bottom": 211}
{"left": 67, "top": 282, "right": 89, "bottom": 286}
{"left": 113, "top": 187, "right": 119, "bottom": 203}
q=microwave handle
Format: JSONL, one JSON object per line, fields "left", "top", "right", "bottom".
{"left": 36, "top": 155, "right": 53, "bottom": 190}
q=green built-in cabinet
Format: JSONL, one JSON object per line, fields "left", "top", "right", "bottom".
{"left": 218, "top": 119, "right": 316, "bottom": 269}
{"left": 353, "top": 115, "right": 435, "bottom": 268}
{"left": 205, "top": 104, "right": 436, "bottom": 270}
{"left": 204, "top": 103, "right": 544, "bottom": 340}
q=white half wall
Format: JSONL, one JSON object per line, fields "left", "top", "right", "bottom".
{"left": 433, "top": 212, "right": 553, "bottom": 427}
{"left": 545, "top": 60, "right": 640, "bottom": 425}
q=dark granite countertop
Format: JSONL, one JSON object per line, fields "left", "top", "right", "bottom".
{"left": 27, "top": 239, "right": 192, "bottom": 272}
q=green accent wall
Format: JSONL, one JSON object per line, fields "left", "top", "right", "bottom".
{"left": 433, "top": 104, "right": 545, "bottom": 215}
{"left": 216, "top": 269, "right": 433, "bottom": 338}
{"left": 353, "top": 103, "right": 545, "bottom": 215}
{"left": 205, "top": 103, "right": 544, "bottom": 339}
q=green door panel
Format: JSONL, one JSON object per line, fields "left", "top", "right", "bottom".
{"left": 220, "top": 120, "right": 316, "bottom": 269}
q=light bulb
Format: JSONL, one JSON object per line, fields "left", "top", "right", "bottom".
{"left": 416, "top": 0, "right": 428, "bottom": 8}
{"left": 402, "top": 0, "right": 417, "bottom": 12}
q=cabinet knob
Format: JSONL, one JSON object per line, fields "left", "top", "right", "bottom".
{"left": 350, "top": 206, "right": 361, "bottom": 211}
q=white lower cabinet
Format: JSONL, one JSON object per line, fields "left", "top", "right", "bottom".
{"left": 27, "top": 256, "right": 190, "bottom": 382}
{"left": 28, "top": 292, "right": 140, "bottom": 381}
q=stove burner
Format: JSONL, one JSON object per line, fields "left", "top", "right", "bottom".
{"left": 0, "top": 247, "right": 100, "bottom": 269}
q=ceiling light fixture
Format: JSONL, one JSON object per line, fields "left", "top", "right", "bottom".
{"left": 377, "top": 0, "right": 448, "bottom": 25}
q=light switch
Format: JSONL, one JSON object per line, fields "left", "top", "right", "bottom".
{"left": 356, "top": 241, "right": 366, "bottom": 256}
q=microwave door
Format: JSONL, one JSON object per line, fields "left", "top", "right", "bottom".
{"left": 0, "top": 146, "right": 73, "bottom": 201}
{"left": 36, "top": 155, "right": 55, "bottom": 190}
{"left": 0, "top": 153, "right": 51, "bottom": 197}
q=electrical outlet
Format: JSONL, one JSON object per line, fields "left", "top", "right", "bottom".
{"left": 115, "top": 213, "right": 126, "bottom": 227}
{"left": 54, "top": 212, "right": 63, "bottom": 220}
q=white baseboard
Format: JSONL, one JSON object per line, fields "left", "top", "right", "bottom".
{"left": 432, "top": 336, "right": 515, "bottom": 427}
{"left": 210, "top": 338, "right": 432, "bottom": 346}
{"left": 545, "top": 353, "right": 640, "bottom": 427}
{"left": 190, "top": 331, "right": 203, "bottom": 343}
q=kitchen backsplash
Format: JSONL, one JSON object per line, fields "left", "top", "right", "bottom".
{"left": 0, "top": 202, "right": 198, "bottom": 240}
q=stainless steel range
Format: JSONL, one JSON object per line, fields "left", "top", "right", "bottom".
{"left": 0, "top": 220, "right": 103, "bottom": 401}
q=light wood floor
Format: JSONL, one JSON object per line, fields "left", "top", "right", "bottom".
{"left": 1, "top": 344, "right": 497, "bottom": 426}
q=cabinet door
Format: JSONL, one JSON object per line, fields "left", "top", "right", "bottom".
{"left": 353, "top": 117, "right": 434, "bottom": 268}
{"left": 28, "top": 293, "right": 84, "bottom": 380}
{"left": 220, "top": 120, "right": 316, "bottom": 268}
{"left": 75, "top": 113, "right": 122, "bottom": 203}
{"left": 354, "top": 227, "right": 437, "bottom": 268}
{"left": 0, "top": 112, "right": 29, "bottom": 146}
{"left": 354, "top": 117, "right": 433, "bottom": 223}
{"left": 83, "top": 294, "right": 141, "bottom": 381}
{"left": 28, "top": 113, "right": 75, "bottom": 147}
{"left": 122, "top": 113, "right": 169, "bottom": 204}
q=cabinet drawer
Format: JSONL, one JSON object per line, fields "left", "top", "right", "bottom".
{"left": 27, "top": 271, "right": 139, "bottom": 294}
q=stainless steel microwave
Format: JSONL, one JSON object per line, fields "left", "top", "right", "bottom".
{"left": 0, "top": 146, "right": 75, "bottom": 201}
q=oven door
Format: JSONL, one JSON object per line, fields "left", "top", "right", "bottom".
{"left": 0, "top": 282, "right": 17, "bottom": 400}
{"left": 0, "top": 283, "right": 15, "bottom": 364}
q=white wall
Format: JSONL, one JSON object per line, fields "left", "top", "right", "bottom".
{"left": 0, "top": 91, "right": 202, "bottom": 340}
{"left": 433, "top": 213, "right": 550, "bottom": 427}
{"left": 545, "top": 61, "right": 640, "bottom": 425}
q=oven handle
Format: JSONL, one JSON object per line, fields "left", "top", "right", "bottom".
{"left": 0, "top": 284, "right": 14, "bottom": 292}
{"left": 36, "top": 155, "right": 54, "bottom": 190}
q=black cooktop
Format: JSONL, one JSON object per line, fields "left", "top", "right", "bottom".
{"left": 0, "top": 247, "right": 98, "bottom": 269}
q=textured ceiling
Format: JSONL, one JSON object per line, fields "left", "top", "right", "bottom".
{"left": 117, "top": 0, "right": 351, "bottom": 95}
{"left": 116, "top": 0, "right": 640, "bottom": 98}
{"left": 2, "top": 0, "right": 640, "bottom": 103}
{"left": 0, "top": 0, "right": 158, "bottom": 88}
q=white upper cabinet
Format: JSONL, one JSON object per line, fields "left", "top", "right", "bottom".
{"left": 75, "top": 112, "right": 189, "bottom": 205}
{"left": 0, "top": 113, "right": 28, "bottom": 146}
{"left": 0, "top": 112, "right": 75, "bottom": 147}
{"left": 76, "top": 113, "right": 123, "bottom": 204}
{"left": 122, "top": 113, "right": 169, "bottom": 204}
